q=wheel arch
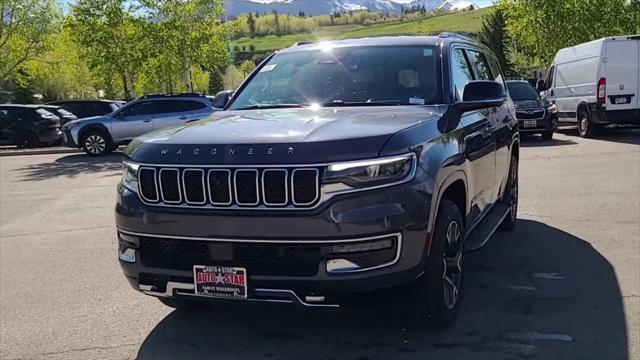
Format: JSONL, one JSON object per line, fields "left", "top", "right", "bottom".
{"left": 78, "top": 124, "right": 112, "bottom": 145}
{"left": 427, "top": 170, "right": 468, "bottom": 255}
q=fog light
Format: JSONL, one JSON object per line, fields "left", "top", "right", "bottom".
{"left": 118, "top": 243, "right": 136, "bottom": 263}
{"left": 332, "top": 238, "right": 392, "bottom": 254}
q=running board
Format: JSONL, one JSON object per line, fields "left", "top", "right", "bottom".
{"left": 464, "top": 203, "right": 510, "bottom": 251}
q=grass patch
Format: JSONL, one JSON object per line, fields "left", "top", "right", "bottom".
{"left": 232, "top": 8, "right": 489, "bottom": 52}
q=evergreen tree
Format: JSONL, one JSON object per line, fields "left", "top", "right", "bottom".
{"left": 247, "top": 13, "right": 256, "bottom": 38}
{"left": 478, "top": 6, "right": 515, "bottom": 76}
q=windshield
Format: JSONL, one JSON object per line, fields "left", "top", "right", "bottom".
{"left": 228, "top": 45, "right": 441, "bottom": 110}
{"left": 507, "top": 82, "right": 540, "bottom": 101}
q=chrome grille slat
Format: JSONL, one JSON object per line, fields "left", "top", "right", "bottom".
{"left": 138, "top": 166, "right": 320, "bottom": 209}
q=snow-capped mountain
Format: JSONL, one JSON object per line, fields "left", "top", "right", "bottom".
{"left": 223, "top": 0, "right": 482, "bottom": 18}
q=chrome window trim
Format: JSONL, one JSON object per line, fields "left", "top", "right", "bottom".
{"left": 291, "top": 168, "right": 320, "bottom": 206}
{"left": 118, "top": 227, "right": 400, "bottom": 244}
{"left": 181, "top": 168, "right": 207, "bottom": 205}
{"left": 137, "top": 167, "right": 159, "bottom": 203}
{"left": 158, "top": 168, "right": 182, "bottom": 204}
{"left": 207, "top": 169, "right": 232, "bottom": 206}
{"left": 234, "top": 169, "right": 260, "bottom": 206}
{"left": 261, "top": 169, "right": 288, "bottom": 206}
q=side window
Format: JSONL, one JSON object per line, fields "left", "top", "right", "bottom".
{"left": 121, "top": 101, "right": 156, "bottom": 117}
{"left": 451, "top": 48, "right": 474, "bottom": 101}
{"left": 485, "top": 55, "right": 506, "bottom": 87}
{"left": 545, "top": 65, "right": 555, "bottom": 88}
{"left": 467, "top": 50, "right": 493, "bottom": 80}
{"left": 157, "top": 100, "right": 208, "bottom": 113}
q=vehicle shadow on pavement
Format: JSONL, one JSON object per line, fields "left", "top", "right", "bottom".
{"left": 136, "top": 220, "right": 627, "bottom": 360}
{"left": 14, "top": 153, "right": 122, "bottom": 181}
{"left": 519, "top": 136, "right": 577, "bottom": 147}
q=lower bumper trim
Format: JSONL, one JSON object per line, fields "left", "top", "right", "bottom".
{"left": 141, "top": 281, "right": 340, "bottom": 308}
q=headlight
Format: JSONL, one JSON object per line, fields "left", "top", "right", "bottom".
{"left": 324, "top": 153, "right": 415, "bottom": 189}
{"left": 121, "top": 160, "right": 139, "bottom": 193}
{"left": 546, "top": 104, "right": 558, "bottom": 114}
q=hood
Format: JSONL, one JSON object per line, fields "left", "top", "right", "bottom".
{"left": 513, "top": 98, "right": 546, "bottom": 108}
{"left": 125, "top": 106, "right": 445, "bottom": 165}
{"left": 62, "top": 115, "right": 109, "bottom": 129}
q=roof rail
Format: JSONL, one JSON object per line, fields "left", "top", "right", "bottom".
{"left": 139, "top": 93, "right": 207, "bottom": 99}
{"left": 293, "top": 41, "right": 314, "bottom": 46}
{"left": 438, "top": 32, "right": 476, "bottom": 41}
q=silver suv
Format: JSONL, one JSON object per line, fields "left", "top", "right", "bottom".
{"left": 62, "top": 94, "right": 214, "bottom": 156}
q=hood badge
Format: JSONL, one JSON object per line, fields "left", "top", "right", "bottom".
{"left": 160, "top": 146, "right": 294, "bottom": 157}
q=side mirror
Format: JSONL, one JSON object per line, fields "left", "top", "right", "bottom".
{"left": 456, "top": 81, "right": 506, "bottom": 111}
{"left": 536, "top": 79, "right": 546, "bottom": 91}
{"left": 213, "top": 90, "right": 235, "bottom": 109}
{"left": 114, "top": 111, "right": 125, "bottom": 119}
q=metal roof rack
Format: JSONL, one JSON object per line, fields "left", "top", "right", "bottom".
{"left": 139, "top": 93, "right": 207, "bottom": 99}
{"left": 438, "top": 32, "right": 476, "bottom": 42}
{"left": 293, "top": 41, "right": 314, "bottom": 46}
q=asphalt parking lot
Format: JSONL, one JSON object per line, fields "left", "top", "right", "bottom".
{"left": 1, "top": 129, "right": 638, "bottom": 360}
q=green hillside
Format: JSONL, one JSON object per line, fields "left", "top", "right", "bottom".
{"left": 232, "top": 7, "right": 489, "bottom": 52}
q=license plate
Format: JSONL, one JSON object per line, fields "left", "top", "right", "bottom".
{"left": 193, "top": 265, "right": 247, "bottom": 299}
{"left": 614, "top": 97, "right": 628, "bottom": 104}
{"left": 523, "top": 120, "right": 537, "bottom": 128}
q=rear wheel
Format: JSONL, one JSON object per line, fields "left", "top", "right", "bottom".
{"left": 412, "top": 199, "right": 464, "bottom": 329}
{"left": 15, "top": 132, "right": 39, "bottom": 149}
{"left": 81, "top": 130, "right": 112, "bottom": 156}
{"left": 541, "top": 129, "right": 554, "bottom": 141}
{"left": 578, "top": 108, "right": 597, "bottom": 138}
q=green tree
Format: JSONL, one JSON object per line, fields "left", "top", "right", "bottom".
{"left": 500, "top": 0, "right": 639, "bottom": 66}
{"left": 478, "top": 6, "right": 515, "bottom": 76}
{"left": 68, "top": 0, "right": 147, "bottom": 99}
{"left": 209, "top": 64, "right": 225, "bottom": 93}
{"left": 0, "top": 0, "right": 58, "bottom": 83}
{"left": 247, "top": 12, "right": 256, "bottom": 37}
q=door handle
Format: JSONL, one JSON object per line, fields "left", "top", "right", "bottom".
{"left": 143, "top": 119, "right": 152, "bottom": 123}
{"left": 178, "top": 115, "right": 189, "bottom": 120}
{"left": 550, "top": 89, "right": 554, "bottom": 96}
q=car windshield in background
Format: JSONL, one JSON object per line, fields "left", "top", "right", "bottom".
{"left": 507, "top": 82, "right": 540, "bottom": 101}
{"left": 228, "top": 45, "right": 441, "bottom": 110}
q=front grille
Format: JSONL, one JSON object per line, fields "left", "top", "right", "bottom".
{"left": 138, "top": 237, "right": 321, "bottom": 276}
{"left": 138, "top": 166, "right": 320, "bottom": 209}
{"left": 515, "top": 108, "right": 545, "bottom": 120}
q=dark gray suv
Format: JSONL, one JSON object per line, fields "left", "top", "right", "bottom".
{"left": 62, "top": 94, "right": 214, "bottom": 155}
{"left": 116, "top": 34, "right": 519, "bottom": 329}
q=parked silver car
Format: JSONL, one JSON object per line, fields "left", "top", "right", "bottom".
{"left": 62, "top": 94, "right": 214, "bottom": 155}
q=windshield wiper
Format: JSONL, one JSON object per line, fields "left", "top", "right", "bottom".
{"left": 233, "top": 103, "right": 305, "bottom": 110}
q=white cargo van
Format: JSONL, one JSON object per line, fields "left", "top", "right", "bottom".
{"left": 540, "top": 35, "right": 640, "bottom": 137}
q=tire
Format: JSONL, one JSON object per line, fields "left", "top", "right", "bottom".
{"left": 541, "top": 129, "right": 554, "bottom": 141}
{"left": 81, "top": 130, "right": 113, "bottom": 156}
{"left": 577, "top": 108, "right": 597, "bottom": 138}
{"left": 15, "top": 132, "right": 39, "bottom": 149}
{"left": 499, "top": 155, "right": 518, "bottom": 230}
{"left": 412, "top": 199, "right": 465, "bottom": 329}
{"left": 158, "top": 297, "right": 207, "bottom": 309}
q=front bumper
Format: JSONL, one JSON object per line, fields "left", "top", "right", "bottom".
{"left": 517, "top": 113, "right": 557, "bottom": 133}
{"left": 116, "top": 177, "right": 433, "bottom": 306}
{"left": 62, "top": 128, "right": 77, "bottom": 148}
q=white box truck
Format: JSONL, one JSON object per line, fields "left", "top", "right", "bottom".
{"left": 540, "top": 35, "right": 640, "bottom": 137}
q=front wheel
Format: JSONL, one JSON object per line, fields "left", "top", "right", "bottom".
{"left": 412, "top": 199, "right": 464, "bottom": 329}
{"left": 499, "top": 155, "right": 518, "bottom": 230}
{"left": 81, "top": 130, "right": 112, "bottom": 156}
{"left": 15, "top": 132, "right": 39, "bottom": 149}
{"left": 541, "top": 129, "right": 554, "bottom": 141}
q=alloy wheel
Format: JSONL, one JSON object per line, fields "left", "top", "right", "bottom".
{"left": 86, "top": 135, "right": 106, "bottom": 154}
{"left": 442, "top": 220, "right": 463, "bottom": 310}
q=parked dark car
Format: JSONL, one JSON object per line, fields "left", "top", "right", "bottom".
{"left": 46, "top": 99, "right": 121, "bottom": 119}
{"left": 38, "top": 105, "right": 78, "bottom": 126}
{"left": 506, "top": 80, "right": 558, "bottom": 140}
{"left": 0, "top": 105, "right": 62, "bottom": 148}
{"left": 116, "top": 34, "right": 520, "bottom": 329}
